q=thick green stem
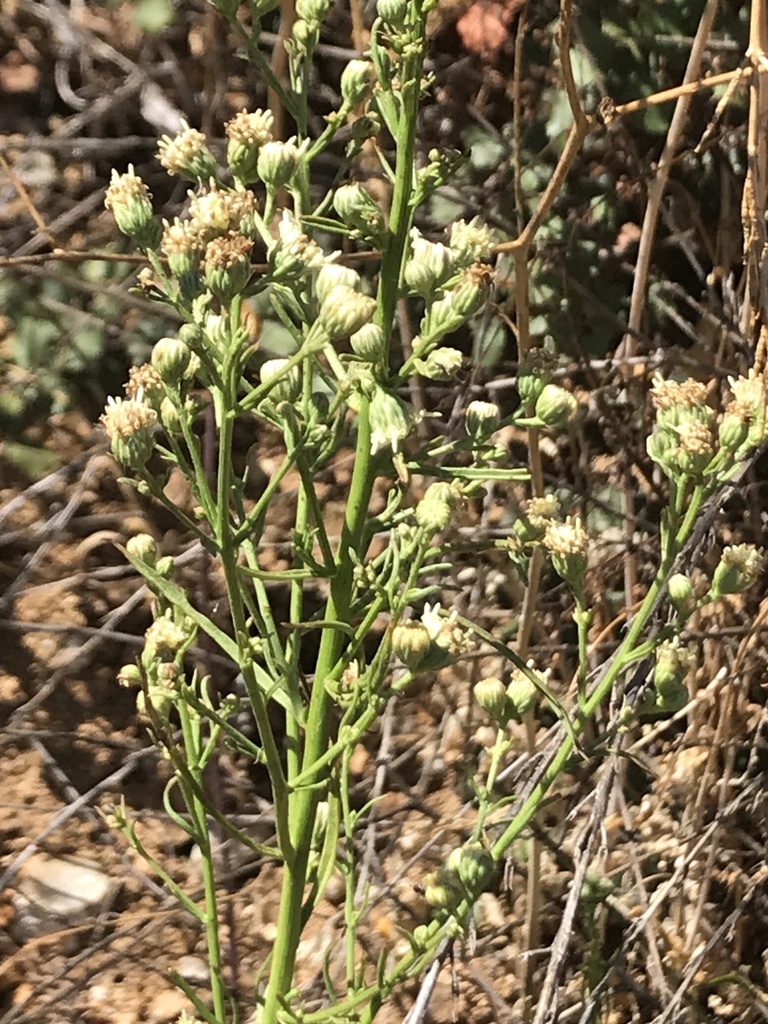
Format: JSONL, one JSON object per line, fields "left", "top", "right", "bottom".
{"left": 260, "top": 401, "right": 375, "bottom": 1023}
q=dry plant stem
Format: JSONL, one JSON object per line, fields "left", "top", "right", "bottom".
{"left": 617, "top": 0, "right": 721, "bottom": 363}
{"left": 505, "top": 4, "right": 585, "bottom": 1008}
{"left": 511, "top": 5, "right": 528, "bottom": 235}
{"left": 531, "top": 761, "right": 615, "bottom": 1024}
{"left": 0, "top": 153, "right": 58, "bottom": 248}
{"left": 741, "top": 0, "right": 768, "bottom": 340}
{"left": 269, "top": 0, "right": 296, "bottom": 142}
{"left": 614, "top": 62, "right": 768, "bottom": 116}
{"left": 615, "top": 0, "right": 719, "bottom": 627}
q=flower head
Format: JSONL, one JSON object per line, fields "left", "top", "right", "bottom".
{"left": 145, "top": 614, "right": 189, "bottom": 658}
{"left": 421, "top": 603, "right": 473, "bottom": 656}
{"left": 161, "top": 218, "right": 205, "bottom": 276}
{"left": 711, "top": 544, "right": 762, "bottom": 598}
{"left": 158, "top": 123, "right": 218, "bottom": 183}
{"left": 104, "top": 167, "right": 160, "bottom": 250}
{"left": 449, "top": 217, "right": 496, "bottom": 266}
{"left": 101, "top": 395, "right": 157, "bottom": 468}
{"left": 126, "top": 364, "right": 164, "bottom": 406}
{"left": 268, "top": 210, "right": 324, "bottom": 280}
{"left": 544, "top": 515, "right": 588, "bottom": 592}
{"left": 203, "top": 231, "right": 253, "bottom": 301}
{"left": 225, "top": 108, "right": 274, "bottom": 182}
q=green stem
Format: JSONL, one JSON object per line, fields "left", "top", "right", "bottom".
{"left": 178, "top": 699, "right": 229, "bottom": 1022}
{"left": 375, "top": 11, "right": 426, "bottom": 347}
{"left": 258, "top": 10, "right": 428, "bottom": 1014}
{"left": 211, "top": 311, "right": 291, "bottom": 853}
{"left": 293, "top": 480, "right": 712, "bottom": 1024}
{"left": 260, "top": 400, "right": 375, "bottom": 1023}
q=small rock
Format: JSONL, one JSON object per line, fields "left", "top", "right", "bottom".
{"left": 13, "top": 853, "right": 114, "bottom": 937}
{"left": 175, "top": 955, "right": 210, "bottom": 986}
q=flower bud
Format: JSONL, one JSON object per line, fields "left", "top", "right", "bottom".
{"left": 456, "top": 842, "right": 494, "bottom": 895}
{"left": 333, "top": 183, "right": 386, "bottom": 243}
{"left": 423, "top": 869, "right": 463, "bottom": 914}
{"left": 473, "top": 677, "right": 509, "bottom": 724}
{"left": 369, "top": 387, "right": 415, "bottom": 454}
{"left": 646, "top": 428, "right": 675, "bottom": 469}
{"left": 710, "top": 544, "right": 762, "bottom": 598}
{"left": 377, "top": 0, "right": 407, "bottom": 23}
{"left": 534, "top": 384, "right": 577, "bottom": 428}
{"left": 268, "top": 210, "right": 325, "bottom": 281}
{"left": 668, "top": 573, "right": 695, "bottom": 617}
{"left": 296, "top": 0, "right": 330, "bottom": 23}
{"left": 101, "top": 396, "right": 157, "bottom": 469}
{"left": 718, "top": 411, "right": 750, "bottom": 454}
{"left": 517, "top": 365, "right": 548, "bottom": 407}
{"left": 340, "top": 59, "right": 375, "bottom": 107}
{"left": 581, "top": 869, "right": 617, "bottom": 906}
{"left": 415, "top": 347, "right": 463, "bottom": 381}
{"left": 290, "top": 17, "right": 318, "bottom": 56}
{"left": 350, "top": 323, "right": 386, "bottom": 362}
{"left": 417, "top": 148, "right": 464, "bottom": 197}
{"left": 318, "top": 285, "right": 376, "bottom": 340}
{"left": 204, "top": 232, "right": 253, "bottom": 302}
{"left": 423, "top": 875, "right": 455, "bottom": 913}
{"left": 405, "top": 232, "right": 455, "bottom": 297}
{"left": 159, "top": 396, "right": 182, "bottom": 434}
{"left": 125, "top": 532, "right": 158, "bottom": 566}
{"left": 117, "top": 664, "right": 142, "bottom": 687}
{"left": 316, "top": 263, "right": 361, "bottom": 306}
{"left": 465, "top": 400, "right": 500, "bottom": 441}
{"left": 415, "top": 481, "right": 455, "bottom": 535}
{"left": 259, "top": 357, "right": 301, "bottom": 402}
{"left": 391, "top": 621, "right": 431, "bottom": 671}
{"left": 205, "top": 313, "right": 229, "bottom": 350}
{"left": 157, "top": 124, "right": 218, "bottom": 184}
{"left": 420, "top": 265, "right": 489, "bottom": 344}
{"left": 179, "top": 322, "right": 204, "bottom": 349}
{"left": 225, "top": 108, "right": 274, "bottom": 184}
{"left": 257, "top": 139, "right": 302, "bottom": 191}
{"left": 151, "top": 337, "right": 192, "bottom": 386}
{"left": 155, "top": 555, "right": 175, "bottom": 578}
{"left": 649, "top": 640, "right": 692, "bottom": 712}
{"left": 506, "top": 672, "right": 537, "bottom": 721}
{"left": 104, "top": 168, "right": 161, "bottom": 251}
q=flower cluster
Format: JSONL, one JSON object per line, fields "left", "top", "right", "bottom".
{"left": 647, "top": 372, "right": 768, "bottom": 485}
{"left": 422, "top": 841, "right": 495, "bottom": 917}
{"left": 473, "top": 660, "right": 545, "bottom": 727}
{"left": 391, "top": 603, "right": 474, "bottom": 674}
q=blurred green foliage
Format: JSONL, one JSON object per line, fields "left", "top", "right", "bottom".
{"left": 0, "top": 259, "right": 167, "bottom": 433}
